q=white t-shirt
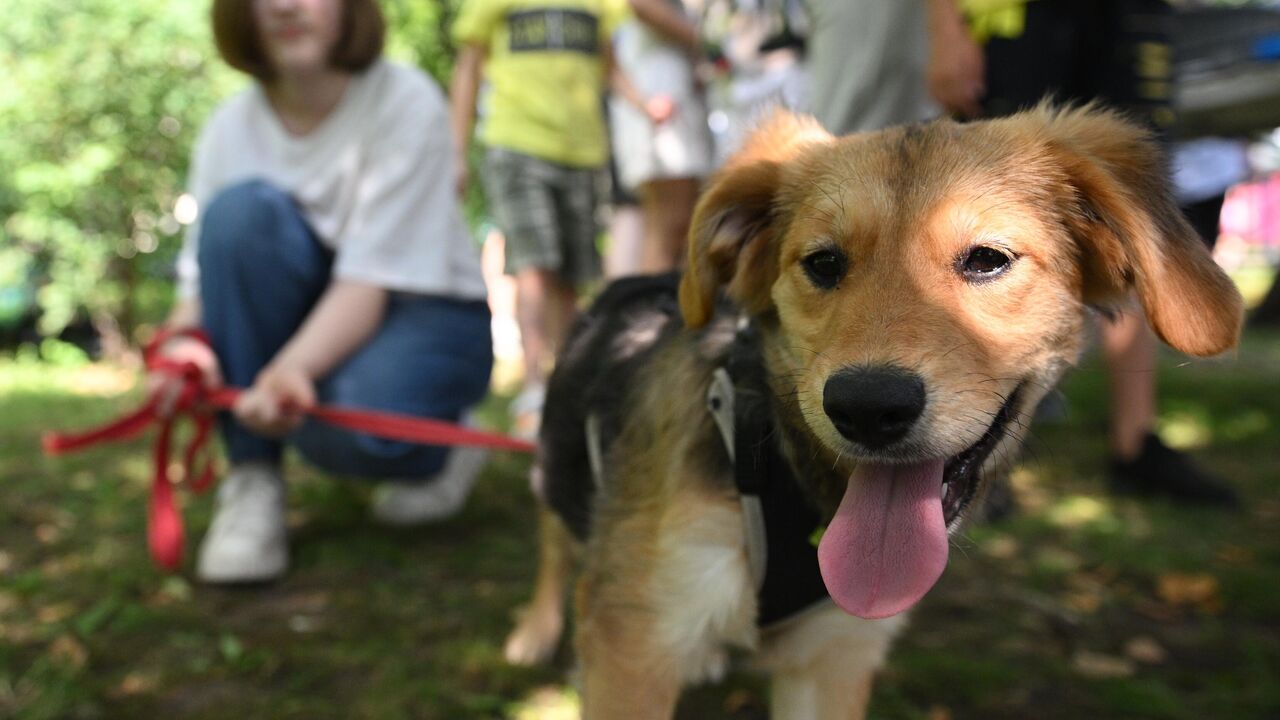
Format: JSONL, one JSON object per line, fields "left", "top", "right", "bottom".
{"left": 177, "top": 60, "right": 487, "bottom": 301}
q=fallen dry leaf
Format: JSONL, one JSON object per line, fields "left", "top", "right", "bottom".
{"left": 35, "top": 523, "right": 63, "bottom": 545}
{"left": 1072, "top": 650, "right": 1136, "bottom": 679}
{"left": 1156, "top": 572, "right": 1222, "bottom": 613}
{"left": 37, "top": 601, "right": 76, "bottom": 625}
{"left": 49, "top": 634, "right": 88, "bottom": 670}
{"left": 1124, "top": 636, "right": 1168, "bottom": 665}
{"left": 1133, "top": 598, "right": 1181, "bottom": 623}
{"left": 1063, "top": 590, "right": 1103, "bottom": 614}
{"left": 1215, "top": 544, "right": 1254, "bottom": 566}
{"left": 116, "top": 671, "right": 158, "bottom": 696}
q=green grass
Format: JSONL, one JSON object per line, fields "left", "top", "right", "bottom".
{"left": 2, "top": 330, "right": 1278, "bottom": 719}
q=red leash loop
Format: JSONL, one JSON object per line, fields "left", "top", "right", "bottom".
{"left": 42, "top": 328, "right": 535, "bottom": 572}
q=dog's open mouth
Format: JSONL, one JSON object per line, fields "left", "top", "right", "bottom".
{"left": 817, "top": 385, "right": 1025, "bottom": 621}
{"left": 940, "top": 386, "right": 1023, "bottom": 526}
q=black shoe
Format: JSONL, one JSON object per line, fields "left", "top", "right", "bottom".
{"left": 1109, "top": 433, "right": 1241, "bottom": 508}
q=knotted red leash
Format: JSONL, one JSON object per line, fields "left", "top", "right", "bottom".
{"left": 41, "top": 328, "right": 536, "bottom": 572}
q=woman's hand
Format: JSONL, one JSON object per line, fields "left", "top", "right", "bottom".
{"left": 230, "top": 280, "right": 385, "bottom": 437}
{"left": 147, "top": 333, "right": 222, "bottom": 417}
{"left": 233, "top": 363, "right": 316, "bottom": 437}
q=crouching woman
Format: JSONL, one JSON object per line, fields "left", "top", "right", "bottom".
{"left": 155, "top": 0, "right": 493, "bottom": 583}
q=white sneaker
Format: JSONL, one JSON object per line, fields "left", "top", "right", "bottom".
{"left": 370, "top": 444, "right": 490, "bottom": 526}
{"left": 196, "top": 463, "right": 288, "bottom": 583}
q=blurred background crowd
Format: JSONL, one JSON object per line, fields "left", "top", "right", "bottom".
{"left": 3, "top": 0, "right": 1279, "bottom": 362}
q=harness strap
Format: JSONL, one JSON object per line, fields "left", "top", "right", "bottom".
{"left": 707, "top": 368, "right": 767, "bottom": 593}
{"left": 711, "top": 320, "right": 833, "bottom": 628}
{"left": 584, "top": 412, "right": 606, "bottom": 491}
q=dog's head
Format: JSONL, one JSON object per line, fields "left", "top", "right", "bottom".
{"left": 679, "top": 106, "right": 1243, "bottom": 619}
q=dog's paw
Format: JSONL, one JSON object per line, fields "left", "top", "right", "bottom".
{"left": 503, "top": 607, "right": 563, "bottom": 666}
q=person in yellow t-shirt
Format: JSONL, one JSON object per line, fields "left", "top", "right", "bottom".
{"left": 451, "top": 0, "right": 665, "bottom": 437}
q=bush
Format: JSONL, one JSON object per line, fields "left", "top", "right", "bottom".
{"left": 0, "top": 0, "right": 242, "bottom": 344}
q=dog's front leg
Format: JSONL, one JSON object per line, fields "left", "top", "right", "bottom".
{"left": 761, "top": 607, "right": 903, "bottom": 720}
{"left": 771, "top": 664, "right": 875, "bottom": 720}
{"left": 573, "top": 557, "right": 683, "bottom": 720}
{"left": 575, "top": 598, "right": 682, "bottom": 719}
{"left": 505, "top": 507, "right": 575, "bottom": 665}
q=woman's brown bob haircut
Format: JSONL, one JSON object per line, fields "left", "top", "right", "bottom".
{"left": 212, "top": 0, "right": 385, "bottom": 81}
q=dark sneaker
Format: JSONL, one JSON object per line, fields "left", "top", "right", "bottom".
{"left": 1110, "top": 433, "right": 1241, "bottom": 508}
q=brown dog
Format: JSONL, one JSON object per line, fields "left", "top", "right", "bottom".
{"left": 503, "top": 104, "right": 1243, "bottom": 719}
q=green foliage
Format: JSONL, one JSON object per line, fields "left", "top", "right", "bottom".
{"left": 37, "top": 338, "right": 90, "bottom": 367}
{"left": 0, "top": 0, "right": 243, "bottom": 338}
{"left": 382, "top": 0, "right": 462, "bottom": 86}
{"left": 0, "top": 1, "right": 465, "bottom": 342}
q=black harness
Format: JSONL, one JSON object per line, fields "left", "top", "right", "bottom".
{"left": 711, "top": 322, "right": 832, "bottom": 627}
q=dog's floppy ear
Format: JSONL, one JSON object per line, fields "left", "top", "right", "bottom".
{"left": 1029, "top": 103, "right": 1243, "bottom": 356}
{"left": 679, "top": 111, "right": 832, "bottom": 327}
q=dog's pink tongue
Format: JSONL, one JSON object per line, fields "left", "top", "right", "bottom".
{"left": 817, "top": 459, "right": 948, "bottom": 619}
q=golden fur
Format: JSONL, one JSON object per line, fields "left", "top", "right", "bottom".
{"left": 504, "top": 105, "right": 1243, "bottom": 719}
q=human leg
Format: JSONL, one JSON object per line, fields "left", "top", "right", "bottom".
{"left": 484, "top": 148, "right": 582, "bottom": 434}
{"left": 514, "top": 268, "right": 566, "bottom": 390}
{"left": 488, "top": 151, "right": 598, "bottom": 436}
{"left": 197, "top": 179, "right": 333, "bottom": 463}
{"left": 605, "top": 203, "right": 646, "bottom": 278}
{"left": 507, "top": 267, "right": 577, "bottom": 438}
{"left": 194, "top": 179, "right": 332, "bottom": 581}
{"left": 1103, "top": 311, "right": 1239, "bottom": 506}
{"left": 291, "top": 295, "right": 494, "bottom": 479}
{"left": 637, "top": 177, "right": 698, "bottom": 273}
{"left": 1101, "top": 310, "right": 1158, "bottom": 461}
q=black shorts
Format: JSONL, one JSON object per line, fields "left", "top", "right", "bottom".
{"left": 980, "top": 0, "right": 1175, "bottom": 135}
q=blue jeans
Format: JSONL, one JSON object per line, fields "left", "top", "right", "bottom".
{"left": 197, "top": 180, "right": 493, "bottom": 479}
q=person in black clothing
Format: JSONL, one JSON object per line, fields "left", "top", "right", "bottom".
{"left": 927, "top": 0, "right": 1239, "bottom": 507}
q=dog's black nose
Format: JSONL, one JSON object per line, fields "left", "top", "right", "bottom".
{"left": 823, "top": 366, "right": 926, "bottom": 449}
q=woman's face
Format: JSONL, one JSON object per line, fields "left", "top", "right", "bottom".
{"left": 253, "top": 0, "right": 344, "bottom": 78}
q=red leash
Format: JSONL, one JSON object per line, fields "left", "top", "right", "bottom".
{"left": 41, "top": 328, "right": 535, "bottom": 572}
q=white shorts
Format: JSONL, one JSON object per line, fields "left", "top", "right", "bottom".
{"left": 610, "top": 92, "right": 714, "bottom": 192}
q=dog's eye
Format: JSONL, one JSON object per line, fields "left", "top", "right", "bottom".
{"left": 801, "top": 249, "right": 847, "bottom": 289}
{"left": 959, "top": 246, "right": 1013, "bottom": 281}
